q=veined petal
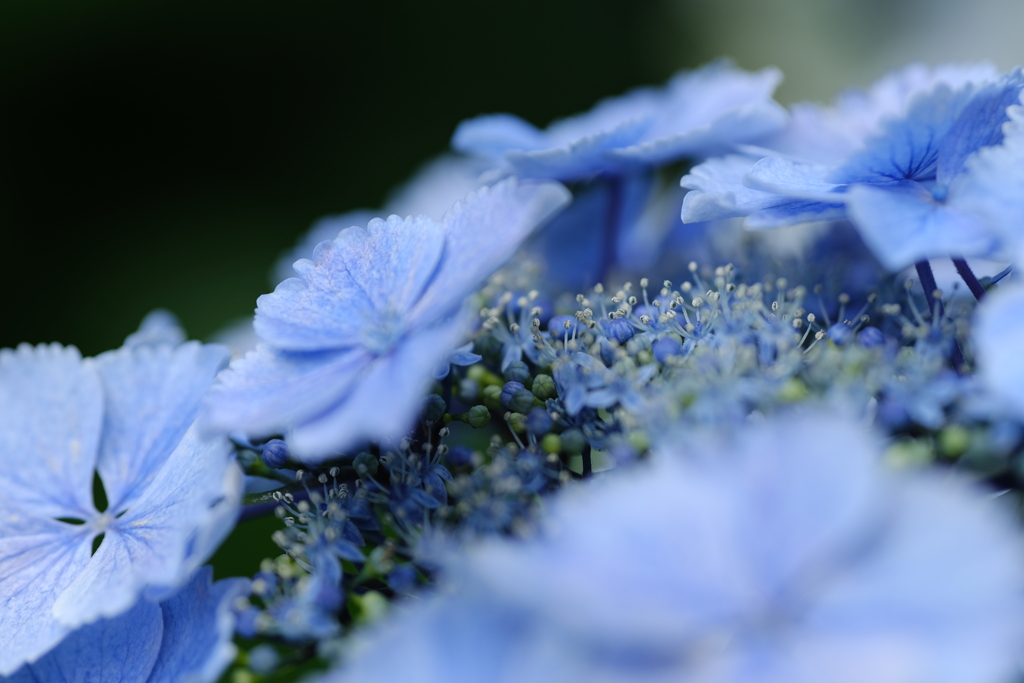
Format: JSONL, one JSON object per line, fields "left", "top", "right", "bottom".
{"left": 147, "top": 568, "right": 250, "bottom": 683}
{"left": 0, "top": 343, "right": 102, "bottom": 520}
{"left": 409, "top": 178, "right": 570, "bottom": 328}
{"left": 847, "top": 184, "right": 998, "bottom": 270}
{"left": 504, "top": 118, "right": 649, "bottom": 180}
{"left": 745, "top": 156, "right": 845, "bottom": 202}
{"left": 94, "top": 341, "right": 229, "bottom": 513}
{"left": 0, "top": 526, "right": 94, "bottom": 675}
{"left": 288, "top": 317, "right": 470, "bottom": 461}
{"left": 202, "top": 345, "right": 371, "bottom": 440}
{"left": 5, "top": 595, "right": 163, "bottom": 683}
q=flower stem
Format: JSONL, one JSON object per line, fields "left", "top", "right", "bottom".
{"left": 597, "top": 176, "right": 623, "bottom": 281}
{"left": 952, "top": 257, "right": 986, "bottom": 301}
{"left": 581, "top": 443, "right": 593, "bottom": 478}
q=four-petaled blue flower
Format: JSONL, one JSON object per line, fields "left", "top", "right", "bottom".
{"left": 2, "top": 567, "right": 249, "bottom": 683}
{"left": 203, "top": 179, "right": 570, "bottom": 461}
{"left": 318, "top": 413, "right": 1024, "bottom": 683}
{"left": 682, "top": 66, "right": 1024, "bottom": 270}
{"left": 453, "top": 60, "right": 787, "bottom": 182}
{"left": 0, "top": 318, "right": 242, "bottom": 675}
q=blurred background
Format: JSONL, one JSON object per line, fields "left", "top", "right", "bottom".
{"left": 3, "top": 0, "right": 1024, "bottom": 355}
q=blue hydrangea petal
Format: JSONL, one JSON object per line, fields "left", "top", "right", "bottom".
{"left": 937, "top": 69, "right": 1024, "bottom": 187}
{"left": 51, "top": 426, "right": 238, "bottom": 629}
{"left": 123, "top": 310, "right": 187, "bottom": 349}
{"left": 408, "top": 179, "right": 571, "bottom": 328}
{"left": 0, "top": 526, "right": 94, "bottom": 676}
{"left": 744, "top": 157, "right": 845, "bottom": 201}
{"left": 846, "top": 184, "right": 997, "bottom": 270}
{"left": 448, "top": 343, "right": 482, "bottom": 367}
{"left": 94, "top": 341, "right": 230, "bottom": 513}
{"left": 288, "top": 317, "right": 470, "bottom": 460}
{"left": 384, "top": 155, "right": 490, "bottom": 221}
{"left": 202, "top": 346, "right": 371, "bottom": 440}
{"left": 273, "top": 210, "right": 377, "bottom": 285}
{"left": 830, "top": 84, "right": 972, "bottom": 185}
{"left": 504, "top": 118, "right": 651, "bottom": 180}
{"left": 4, "top": 594, "right": 164, "bottom": 683}
{"left": 0, "top": 343, "right": 102, "bottom": 520}
{"left": 451, "top": 113, "right": 547, "bottom": 159}
{"left": 147, "top": 568, "right": 251, "bottom": 683}
{"left": 974, "top": 285, "right": 1024, "bottom": 419}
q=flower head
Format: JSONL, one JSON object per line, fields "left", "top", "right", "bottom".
{"left": 320, "top": 413, "right": 1024, "bottom": 683}
{"left": 0, "top": 320, "right": 240, "bottom": 675}
{"left": 204, "top": 179, "right": 570, "bottom": 460}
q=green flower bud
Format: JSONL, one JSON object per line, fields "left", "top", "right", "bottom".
{"left": 467, "top": 404, "right": 491, "bottom": 428}
{"left": 482, "top": 384, "right": 503, "bottom": 411}
{"left": 508, "top": 388, "right": 535, "bottom": 414}
{"left": 422, "top": 393, "right": 447, "bottom": 422}
{"left": 560, "top": 428, "right": 585, "bottom": 455}
{"left": 353, "top": 451, "right": 379, "bottom": 478}
{"left": 541, "top": 434, "right": 561, "bottom": 454}
{"left": 938, "top": 426, "right": 970, "bottom": 458}
{"left": 508, "top": 412, "right": 527, "bottom": 434}
{"left": 532, "top": 373, "right": 556, "bottom": 400}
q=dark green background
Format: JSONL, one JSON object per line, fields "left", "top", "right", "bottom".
{"left": 0, "top": 0, "right": 718, "bottom": 355}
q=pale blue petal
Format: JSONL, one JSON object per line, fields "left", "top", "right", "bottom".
{"left": 937, "top": 68, "right": 1024, "bottom": 187}
{"left": 527, "top": 182, "right": 608, "bottom": 290}
{"left": 173, "top": 462, "right": 244, "bottom": 584}
{"left": 831, "top": 84, "right": 972, "bottom": 185}
{"left": 202, "top": 345, "right": 371, "bottom": 440}
{"left": 744, "top": 157, "right": 845, "bottom": 201}
{"left": 52, "top": 427, "right": 238, "bottom": 629}
{"left": 4, "top": 596, "right": 163, "bottom": 683}
{"left": 504, "top": 118, "right": 649, "bottom": 180}
{"left": 123, "top": 310, "right": 187, "bottom": 349}
{"left": 451, "top": 114, "right": 547, "bottom": 159}
{"left": 974, "top": 285, "right": 1024, "bottom": 419}
{"left": 94, "top": 341, "right": 229, "bottom": 513}
{"left": 288, "top": 317, "right": 469, "bottom": 461}
{"left": 409, "top": 178, "right": 571, "bottom": 327}
{"left": 272, "top": 210, "right": 377, "bottom": 285}
{"left": 384, "top": 155, "right": 488, "bottom": 221}
{"left": 846, "top": 184, "right": 997, "bottom": 270}
{"left": 0, "top": 526, "right": 93, "bottom": 676}
{"left": 148, "top": 568, "right": 250, "bottom": 683}
{"left": 449, "top": 343, "right": 482, "bottom": 367}
{"left": 0, "top": 343, "right": 102, "bottom": 520}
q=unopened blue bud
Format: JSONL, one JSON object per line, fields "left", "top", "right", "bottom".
{"left": 503, "top": 360, "right": 531, "bottom": 384}
{"left": 467, "top": 405, "right": 491, "bottom": 428}
{"left": 652, "top": 336, "right": 684, "bottom": 363}
{"left": 422, "top": 393, "right": 447, "bottom": 422}
{"left": 601, "top": 317, "right": 635, "bottom": 344}
{"left": 525, "top": 407, "right": 552, "bottom": 434}
{"left": 445, "top": 445, "right": 474, "bottom": 467}
{"left": 857, "top": 326, "right": 885, "bottom": 348}
{"left": 560, "top": 428, "right": 586, "bottom": 455}
{"left": 261, "top": 439, "right": 290, "bottom": 469}
{"left": 826, "top": 323, "right": 853, "bottom": 345}
{"left": 500, "top": 381, "right": 526, "bottom": 409}
{"left": 509, "top": 388, "right": 535, "bottom": 414}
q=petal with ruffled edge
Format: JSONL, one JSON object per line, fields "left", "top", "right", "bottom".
{"left": 51, "top": 426, "right": 237, "bottom": 629}
{"left": 288, "top": 316, "right": 470, "bottom": 461}
{"left": 409, "top": 179, "right": 570, "bottom": 328}
{"left": 123, "top": 310, "right": 187, "bottom": 349}
{"left": 846, "top": 184, "right": 997, "bottom": 270}
{"left": 451, "top": 114, "right": 547, "bottom": 159}
{"left": 202, "top": 345, "right": 371, "bottom": 440}
{"left": 148, "top": 568, "right": 251, "bottom": 683}
{"left": 94, "top": 341, "right": 229, "bottom": 513}
{"left": 745, "top": 156, "right": 846, "bottom": 202}
{"left": 4, "top": 595, "right": 163, "bottom": 683}
{"left": 0, "top": 343, "right": 102, "bottom": 521}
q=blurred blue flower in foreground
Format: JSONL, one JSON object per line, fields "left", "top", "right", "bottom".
{"left": 974, "top": 280, "right": 1024, "bottom": 418}
{"left": 453, "top": 60, "right": 787, "bottom": 182}
{"left": 204, "top": 179, "right": 570, "bottom": 461}
{"left": 3, "top": 567, "right": 249, "bottom": 683}
{"left": 0, "top": 318, "right": 241, "bottom": 675}
{"left": 322, "top": 414, "right": 1024, "bottom": 683}
{"left": 683, "top": 65, "right": 1024, "bottom": 271}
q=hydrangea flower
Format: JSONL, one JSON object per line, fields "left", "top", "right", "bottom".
{"left": 320, "top": 413, "right": 1024, "bottom": 683}
{"left": 0, "top": 324, "right": 242, "bottom": 675}
{"left": 682, "top": 65, "right": 1024, "bottom": 271}
{"left": 204, "top": 179, "right": 570, "bottom": 461}
{"left": 3, "top": 567, "right": 249, "bottom": 683}
{"left": 453, "top": 60, "right": 787, "bottom": 182}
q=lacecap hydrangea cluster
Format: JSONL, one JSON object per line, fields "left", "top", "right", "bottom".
{"left": 6, "top": 60, "right": 1024, "bottom": 683}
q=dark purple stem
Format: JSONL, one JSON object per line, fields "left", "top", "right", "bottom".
{"left": 916, "top": 260, "right": 966, "bottom": 372}
{"left": 581, "top": 443, "right": 593, "bottom": 478}
{"left": 597, "top": 176, "right": 623, "bottom": 282}
{"left": 952, "top": 257, "right": 986, "bottom": 301}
